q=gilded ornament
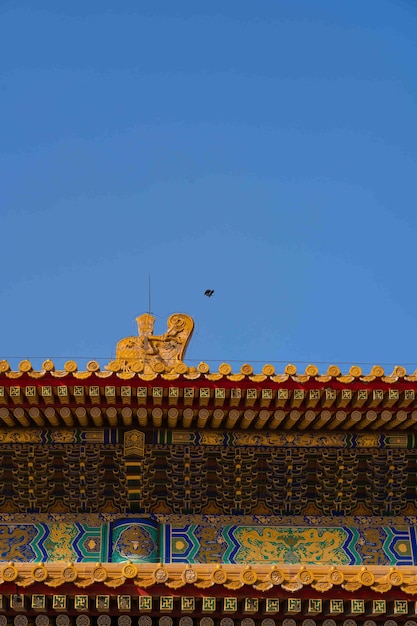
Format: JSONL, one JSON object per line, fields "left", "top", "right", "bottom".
{"left": 153, "top": 566, "right": 169, "bottom": 583}
{"left": 262, "top": 364, "right": 275, "bottom": 376}
{"left": 358, "top": 568, "right": 375, "bottom": 586}
{"left": 268, "top": 568, "right": 284, "bottom": 585}
{"left": 86, "top": 360, "right": 100, "bottom": 372}
{"left": 285, "top": 364, "right": 297, "bottom": 375}
{"left": 19, "top": 359, "right": 32, "bottom": 372}
{"left": 92, "top": 565, "right": 108, "bottom": 582}
{"left": 210, "top": 567, "right": 227, "bottom": 585}
{"left": 371, "top": 365, "right": 384, "bottom": 377}
{"left": 121, "top": 563, "right": 138, "bottom": 579}
{"left": 305, "top": 364, "right": 319, "bottom": 377}
{"left": 298, "top": 568, "right": 314, "bottom": 584}
{"left": 240, "top": 364, "right": 253, "bottom": 376}
{"left": 328, "top": 569, "right": 344, "bottom": 585}
{"left": 2, "top": 564, "right": 18, "bottom": 581}
{"left": 174, "top": 363, "right": 188, "bottom": 375}
{"left": 326, "top": 364, "right": 340, "bottom": 377}
{"left": 42, "top": 359, "right": 55, "bottom": 371}
{"left": 130, "top": 360, "right": 144, "bottom": 373}
{"left": 62, "top": 566, "right": 78, "bottom": 583}
{"left": 349, "top": 365, "right": 362, "bottom": 377}
{"left": 388, "top": 569, "right": 403, "bottom": 586}
{"left": 198, "top": 362, "right": 210, "bottom": 374}
{"left": 219, "top": 363, "right": 232, "bottom": 375}
{"left": 0, "top": 359, "right": 10, "bottom": 372}
{"left": 32, "top": 565, "right": 48, "bottom": 582}
{"left": 393, "top": 365, "right": 406, "bottom": 378}
{"left": 182, "top": 567, "right": 197, "bottom": 584}
{"left": 64, "top": 360, "right": 77, "bottom": 373}
{"left": 108, "top": 313, "right": 194, "bottom": 375}
{"left": 240, "top": 568, "right": 258, "bottom": 585}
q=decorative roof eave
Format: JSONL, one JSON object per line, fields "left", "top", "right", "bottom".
{"left": 2, "top": 359, "right": 417, "bottom": 430}
{"left": 1, "top": 562, "right": 417, "bottom": 595}
{"left": 0, "top": 359, "right": 414, "bottom": 382}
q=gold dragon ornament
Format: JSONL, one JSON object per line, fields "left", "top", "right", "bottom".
{"left": 107, "top": 313, "right": 194, "bottom": 375}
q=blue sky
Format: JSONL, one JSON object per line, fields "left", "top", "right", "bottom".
{"left": 1, "top": 0, "right": 417, "bottom": 373}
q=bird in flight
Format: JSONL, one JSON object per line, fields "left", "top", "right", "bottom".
{"left": 204, "top": 289, "right": 214, "bottom": 297}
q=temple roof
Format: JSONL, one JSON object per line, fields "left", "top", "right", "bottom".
{"left": 1, "top": 312, "right": 417, "bottom": 431}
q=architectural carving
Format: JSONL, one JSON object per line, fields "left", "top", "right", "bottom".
{"left": 107, "top": 312, "right": 194, "bottom": 374}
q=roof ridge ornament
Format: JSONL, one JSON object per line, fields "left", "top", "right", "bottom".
{"left": 106, "top": 313, "right": 194, "bottom": 375}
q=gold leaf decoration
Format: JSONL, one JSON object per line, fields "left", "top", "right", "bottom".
{"left": 253, "top": 581, "right": 273, "bottom": 591}
{"left": 17, "top": 576, "right": 35, "bottom": 588}
{"left": 74, "top": 577, "right": 94, "bottom": 588}
{"left": 281, "top": 581, "right": 303, "bottom": 592}
{"left": 194, "top": 579, "right": 214, "bottom": 589}
{"left": 104, "top": 577, "right": 126, "bottom": 588}
{"left": 401, "top": 584, "right": 417, "bottom": 595}
{"left": 166, "top": 579, "right": 186, "bottom": 589}
{"left": 45, "top": 577, "right": 66, "bottom": 588}
{"left": 342, "top": 581, "right": 362, "bottom": 592}
{"left": 134, "top": 577, "right": 156, "bottom": 589}
{"left": 371, "top": 583, "right": 392, "bottom": 593}
{"left": 224, "top": 580, "right": 244, "bottom": 590}
{"left": 312, "top": 581, "right": 333, "bottom": 592}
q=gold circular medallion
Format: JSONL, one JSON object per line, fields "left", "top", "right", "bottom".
{"left": 32, "top": 566, "right": 48, "bottom": 582}
{"left": 358, "top": 569, "right": 374, "bottom": 586}
{"left": 64, "top": 360, "right": 77, "bottom": 373}
{"left": 305, "top": 364, "right": 319, "bottom": 377}
{"left": 63, "top": 566, "right": 77, "bottom": 582}
{"left": 268, "top": 568, "right": 284, "bottom": 585}
{"left": 122, "top": 564, "right": 138, "bottom": 579}
{"left": 93, "top": 566, "right": 108, "bottom": 582}
{"left": 211, "top": 568, "right": 227, "bottom": 584}
{"left": 175, "top": 363, "right": 188, "bottom": 375}
{"left": 240, "top": 568, "right": 257, "bottom": 585}
{"left": 86, "top": 360, "right": 100, "bottom": 372}
{"left": 2, "top": 565, "right": 18, "bottom": 581}
{"left": 298, "top": 568, "right": 314, "bottom": 584}
{"left": 388, "top": 570, "right": 403, "bottom": 586}
{"left": 183, "top": 568, "right": 197, "bottom": 584}
{"left": 19, "top": 359, "right": 32, "bottom": 372}
{"left": 0, "top": 360, "right": 10, "bottom": 373}
{"left": 219, "top": 363, "right": 232, "bottom": 375}
{"left": 328, "top": 569, "right": 344, "bottom": 585}
{"left": 154, "top": 567, "right": 169, "bottom": 583}
{"left": 327, "top": 365, "right": 341, "bottom": 377}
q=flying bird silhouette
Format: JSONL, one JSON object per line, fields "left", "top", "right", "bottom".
{"left": 204, "top": 289, "right": 214, "bottom": 297}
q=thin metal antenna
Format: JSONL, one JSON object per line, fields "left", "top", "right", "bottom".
{"left": 148, "top": 273, "right": 151, "bottom": 314}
